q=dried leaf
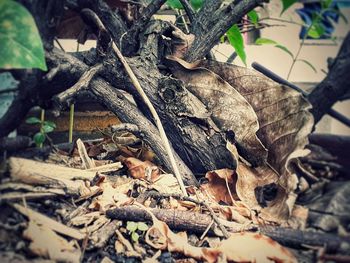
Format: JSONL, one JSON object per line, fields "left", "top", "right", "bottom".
{"left": 23, "top": 220, "right": 81, "bottom": 263}
{"left": 13, "top": 204, "right": 85, "bottom": 240}
{"left": 123, "top": 157, "right": 160, "bottom": 181}
{"left": 194, "top": 60, "right": 313, "bottom": 175}
{"left": 167, "top": 56, "right": 267, "bottom": 166}
{"left": 171, "top": 27, "right": 195, "bottom": 59}
{"left": 77, "top": 138, "right": 95, "bottom": 169}
{"left": 201, "top": 169, "right": 238, "bottom": 205}
{"left": 152, "top": 174, "right": 183, "bottom": 195}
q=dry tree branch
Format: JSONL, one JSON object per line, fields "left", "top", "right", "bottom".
{"left": 179, "top": 0, "right": 196, "bottom": 22}
{"left": 186, "top": 0, "right": 268, "bottom": 61}
{"left": 81, "top": 9, "right": 188, "bottom": 196}
{"left": 53, "top": 63, "right": 103, "bottom": 109}
{"left": 123, "top": 0, "right": 167, "bottom": 55}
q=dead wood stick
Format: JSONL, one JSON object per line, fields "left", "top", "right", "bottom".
{"left": 76, "top": 138, "right": 95, "bottom": 169}
{"left": 137, "top": 191, "right": 232, "bottom": 238}
{"left": 87, "top": 162, "right": 123, "bottom": 173}
{"left": 259, "top": 225, "right": 350, "bottom": 253}
{"left": 53, "top": 63, "right": 103, "bottom": 109}
{"left": 106, "top": 206, "right": 249, "bottom": 236}
{"left": 0, "top": 192, "right": 58, "bottom": 202}
{"left": 13, "top": 203, "right": 86, "bottom": 240}
{"left": 9, "top": 157, "right": 96, "bottom": 195}
{"left": 179, "top": 0, "right": 195, "bottom": 22}
{"left": 0, "top": 136, "right": 32, "bottom": 152}
{"left": 106, "top": 206, "right": 350, "bottom": 252}
{"left": 81, "top": 9, "right": 187, "bottom": 196}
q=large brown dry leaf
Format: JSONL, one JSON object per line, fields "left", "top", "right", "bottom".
{"left": 144, "top": 208, "right": 297, "bottom": 263}
{"left": 201, "top": 169, "right": 238, "bottom": 205}
{"left": 167, "top": 58, "right": 313, "bottom": 221}
{"left": 167, "top": 56, "right": 267, "bottom": 166}
{"left": 236, "top": 162, "right": 298, "bottom": 222}
{"left": 23, "top": 220, "right": 81, "bottom": 263}
{"left": 194, "top": 60, "right": 314, "bottom": 175}
{"left": 123, "top": 157, "right": 160, "bottom": 181}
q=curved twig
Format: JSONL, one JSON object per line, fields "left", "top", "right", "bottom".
{"left": 81, "top": 9, "right": 188, "bottom": 196}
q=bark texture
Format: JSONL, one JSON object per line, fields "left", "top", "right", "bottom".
{"left": 308, "top": 32, "right": 350, "bottom": 123}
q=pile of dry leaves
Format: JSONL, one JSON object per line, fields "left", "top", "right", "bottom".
{"left": 1, "top": 59, "right": 349, "bottom": 262}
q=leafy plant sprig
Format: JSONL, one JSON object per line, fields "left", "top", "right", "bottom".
{"left": 126, "top": 221, "right": 149, "bottom": 243}
{"left": 26, "top": 110, "right": 56, "bottom": 147}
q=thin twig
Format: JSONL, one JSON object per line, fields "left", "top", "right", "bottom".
{"left": 81, "top": 9, "right": 188, "bottom": 196}
{"left": 199, "top": 219, "right": 214, "bottom": 240}
{"left": 54, "top": 63, "right": 103, "bottom": 108}
{"left": 110, "top": 32, "right": 188, "bottom": 196}
{"left": 179, "top": 0, "right": 195, "bottom": 22}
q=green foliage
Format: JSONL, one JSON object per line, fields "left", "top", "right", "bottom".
{"left": 307, "top": 22, "right": 325, "bottom": 39}
{"left": 33, "top": 132, "right": 45, "bottom": 146}
{"left": 137, "top": 222, "right": 149, "bottom": 232}
{"left": 166, "top": 0, "right": 204, "bottom": 10}
{"left": 26, "top": 112, "right": 56, "bottom": 147}
{"left": 126, "top": 221, "right": 149, "bottom": 243}
{"left": 126, "top": 221, "right": 138, "bottom": 232}
{"left": 227, "top": 25, "right": 246, "bottom": 65}
{"left": 280, "top": 0, "right": 297, "bottom": 15}
{"left": 255, "top": 38, "right": 277, "bottom": 45}
{"left": 131, "top": 232, "right": 140, "bottom": 242}
{"left": 296, "top": 59, "right": 317, "bottom": 73}
{"left": 247, "top": 10, "right": 259, "bottom": 26}
{"left": 321, "top": 0, "right": 333, "bottom": 9}
{"left": 255, "top": 38, "right": 293, "bottom": 58}
{"left": 275, "top": 45, "right": 294, "bottom": 59}
{"left": 26, "top": 117, "right": 41, "bottom": 125}
{"left": 0, "top": 72, "right": 18, "bottom": 121}
{"left": 42, "top": 121, "right": 56, "bottom": 133}
{"left": 0, "top": 0, "right": 47, "bottom": 71}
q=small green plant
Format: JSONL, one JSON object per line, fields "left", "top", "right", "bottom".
{"left": 126, "top": 221, "right": 149, "bottom": 243}
{"left": 26, "top": 110, "right": 56, "bottom": 147}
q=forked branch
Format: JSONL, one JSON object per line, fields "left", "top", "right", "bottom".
{"left": 81, "top": 9, "right": 188, "bottom": 196}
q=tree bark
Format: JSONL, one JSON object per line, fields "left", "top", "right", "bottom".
{"left": 185, "top": 0, "right": 268, "bottom": 61}
{"left": 308, "top": 32, "right": 350, "bottom": 123}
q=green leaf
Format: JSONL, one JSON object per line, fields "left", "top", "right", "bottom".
{"left": 275, "top": 44, "right": 294, "bottom": 59}
{"left": 280, "top": 0, "right": 297, "bottom": 15}
{"left": 33, "top": 132, "right": 45, "bottom": 147}
{"left": 131, "top": 232, "right": 139, "bottom": 242}
{"left": 247, "top": 10, "right": 259, "bottom": 26}
{"left": 307, "top": 23, "right": 325, "bottom": 39}
{"left": 328, "top": 8, "right": 348, "bottom": 24}
{"left": 43, "top": 121, "right": 56, "bottom": 129}
{"left": 166, "top": 0, "right": 183, "bottom": 9}
{"left": 166, "top": 0, "right": 203, "bottom": 10}
{"left": 297, "top": 59, "right": 317, "bottom": 73}
{"left": 321, "top": 0, "right": 333, "bottom": 9}
{"left": 126, "top": 221, "right": 138, "bottom": 232}
{"left": 26, "top": 117, "right": 41, "bottom": 124}
{"left": 255, "top": 38, "right": 294, "bottom": 59}
{"left": 137, "top": 222, "right": 149, "bottom": 232}
{"left": 0, "top": 0, "right": 47, "bottom": 71}
{"left": 190, "top": 0, "right": 204, "bottom": 10}
{"left": 220, "top": 35, "right": 226, "bottom": 43}
{"left": 255, "top": 38, "right": 277, "bottom": 45}
{"left": 226, "top": 25, "right": 246, "bottom": 65}
{"left": 42, "top": 124, "right": 55, "bottom": 133}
